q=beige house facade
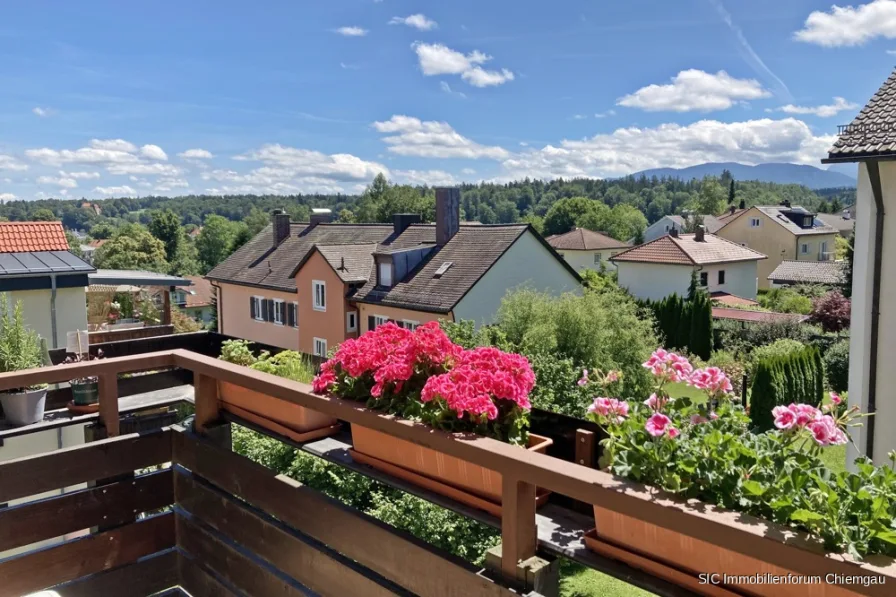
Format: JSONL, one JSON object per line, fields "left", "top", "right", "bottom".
{"left": 715, "top": 205, "right": 838, "bottom": 290}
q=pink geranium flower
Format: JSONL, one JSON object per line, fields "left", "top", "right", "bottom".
{"left": 577, "top": 369, "right": 589, "bottom": 386}
{"left": 690, "top": 414, "right": 708, "bottom": 425}
{"left": 667, "top": 426, "right": 681, "bottom": 439}
{"left": 642, "top": 348, "right": 693, "bottom": 383}
{"left": 829, "top": 391, "right": 842, "bottom": 405}
{"left": 588, "top": 397, "right": 629, "bottom": 423}
{"left": 643, "top": 393, "right": 666, "bottom": 412}
{"left": 645, "top": 413, "right": 673, "bottom": 437}
{"left": 772, "top": 405, "right": 796, "bottom": 430}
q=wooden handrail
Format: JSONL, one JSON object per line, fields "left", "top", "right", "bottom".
{"left": 2, "top": 348, "right": 895, "bottom": 586}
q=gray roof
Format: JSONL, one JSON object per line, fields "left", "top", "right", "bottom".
{"left": 0, "top": 251, "right": 94, "bottom": 277}
{"left": 767, "top": 260, "right": 845, "bottom": 285}
{"left": 666, "top": 214, "right": 728, "bottom": 234}
{"left": 753, "top": 206, "right": 838, "bottom": 236}
{"left": 827, "top": 68, "right": 896, "bottom": 160}
{"left": 89, "top": 269, "right": 191, "bottom": 287}
{"left": 816, "top": 212, "right": 856, "bottom": 235}
{"left": 546, "top": 228, "right": 630, "bottom": 251}
{"left": 315, "top": 244, "right": 378, "bottom": 283}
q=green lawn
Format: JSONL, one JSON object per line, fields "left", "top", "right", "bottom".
{"left": 561, "top": 560, "right": 654, "bottom": 597}
{"left": 666, "top": 381, "right": 707, "bottom": 403}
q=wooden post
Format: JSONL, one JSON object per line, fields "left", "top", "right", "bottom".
{"left": 575, "top": 429, "right": 595, "bottom": 468}
{"left": 193, "top": 373, "right": 220, "bottom": 434}
{"left": 97, "top": 372, "right": 119, "bottom": 437}
{"left": 162, "top": 286, "right": 172, "bottom": 326}
{"left": 500, "top": 475, "right": 537, "bottom": 578}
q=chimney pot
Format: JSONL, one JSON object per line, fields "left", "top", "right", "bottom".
{"left": 670, "top": 227, "right": 679, "bottom": 238}
{"left": 435, "top": 187, "right": 460, "bottom": 246}
{"left": 393, "top": 213, "right": 421, "bottom": 236}
{"left": 695, "top": 225, "right": 706, "bottom": 242}
{"left": 272, "top": 209, "right": 290, "bottom": 246}
{"left": 309, "top": 208, "right": 333, "bottom": 228}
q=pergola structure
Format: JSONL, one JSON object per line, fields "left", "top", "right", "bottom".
{"left": 87, "top": 269, "right": 192, "bottom": 328}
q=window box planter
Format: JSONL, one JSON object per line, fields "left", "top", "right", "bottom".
{"left": 71, "top": 380, "right": 99, "bottom": 406}
{"left": 350, "top": 425, "right": 552, "bottom": 515}
{"left": 219, "top": 381, "right": 340, "bottom": 442}
{"left": 0, "top": 387, "right": 47, "bottom": 426}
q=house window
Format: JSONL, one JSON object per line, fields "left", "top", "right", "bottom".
{"left": 749, "top": 218, "right": 761, "bottom": 228}
{"left": 820, "top": 241, "right": 828, "bottom": 257}
{"left": 401, "top": 320, "right": 419, "bottom": 331}
{"left": 346, "top": 311, "right": 358, "bottom": 332}
{"left": 288, "top": 302, "right": 298, "bottom": 328}
{"left": 374, "top": 315, "right": 389, "bottom": 328}
{"left": 313, "top": 280, "right": 326, "bottom": 311}
{"left": 718, "top": 270, "right": 725, "bottom": 285}
{"left": 699, "top": 272, "right": 708, "bottom": 287}
{"left": 313, "top": 338, "right": 327, "bottom": 357}
{"left": 273, "top": 299, "right": 285, "bottom": 325}
{"left": 665, "top": 224, "right": 670, "bottom": 231}
{"left": 251, "top": 296, "right": 264, "bottom": 321}
{"left": 379, "top": 263, "right": 392, "bottom": 287}
{"left": 593, "top": 253, "right": 602, "bottom": 265}
{"left": 800, "top": 243, "right": 809, "bottom": 255}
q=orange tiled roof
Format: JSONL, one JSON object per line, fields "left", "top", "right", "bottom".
{"left": 0, "top": 222, "right": 70, "bottom": 253}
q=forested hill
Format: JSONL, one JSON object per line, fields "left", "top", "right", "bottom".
{"left": 0, "top": 172, "right": 856, "bottom": 238}
{"left": 628, "top": 162, "right": 856, "bottom": 190}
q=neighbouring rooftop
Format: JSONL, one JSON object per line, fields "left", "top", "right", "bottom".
{"left": 827, "top": 67, "right": 896, "bottom": 160}
{"left": 768, "top": 260, "right": 846, "bottom": 286}
{"left": 610, "top": 232, "right": 767, "bottom": 266}
{"left": 546, "top": 227, "right": 630, "bottom": 251}
{"left": 0, "top": 221, "right": 70, "bottom": 252}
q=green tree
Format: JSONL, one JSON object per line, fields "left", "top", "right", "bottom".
{"left": 695, "top": 179, "right": 726, "bottom": 216}
{"left": 603, "top": 204, "right": 648, "bottom": 241}
{"left": 197, "top": 215, "right": 239, "bottom": 273}
{"left": 543, "top": 197, "right": 597, "bottom": 236}
{"left": 65, "top": 231, "right": 84, "bottom": 258}
{"left": 148, "top": 209, "right": 183, "bottom": 264}
{"left": 244, "top": 207, "right": 270, "bottom": 236}
{"left": 170, "top": 235, "right": 201, "bottom": 276}
{"left": 728, "top": 179, "right": 736, "bottom": 205}
{"left": 32, "top": 208, "right": 56, "bottom": 221}
{"left": 338, "top": 208, "right": 355, "bottom": 223}
{"left": 89, "top": 221, "right": 117, "bottom": 239}
{"left": 94, "top": 224, "right": 169, "bottom": 273}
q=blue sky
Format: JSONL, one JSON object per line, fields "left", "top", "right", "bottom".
{"left": 1, "top": 0, "right": 895, "bottom": 201}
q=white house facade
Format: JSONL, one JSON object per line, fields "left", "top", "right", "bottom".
{"left": 546, "top": 227, "right": 630, "bottom": 273}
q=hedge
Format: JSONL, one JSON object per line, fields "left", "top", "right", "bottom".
{"left": 749, "top": 344, "right": 825, "bottom": 431}
{"left": 640, "top": 291, "right": 712, "bottom": 360}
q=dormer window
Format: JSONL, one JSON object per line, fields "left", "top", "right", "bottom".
{"left": 378, "top": 262, "right": 393, "bottom": 287}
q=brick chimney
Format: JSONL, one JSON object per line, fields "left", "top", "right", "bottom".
{"left": 309, "top": 208, "right": 333, "bottom": 227}
{"left": 670, "top": 227, "right": 679, "bottom": 238}
{"left": 695, "top": 225, "right": 706, "bottom": 242}
{"left": 435, "top": 187, "right": 460, "bottom": 246}
{"left": 272, "top": 209, "right": 290, "bottom": 246}
{"left": 393, "top": 213, "right": 421, "bottom": 236}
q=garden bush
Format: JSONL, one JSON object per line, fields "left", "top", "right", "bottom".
{"left": 758, "top": 288, "right": 813, "bottom": 315}
{"left": 639, "top": 292, "right": 712, "bottom": 359}
{"left": 824, "top": 339, "right": 850, "bottom": 393}
{"left": 749, "top": 344, "right": 825, "bottom": 431}
{"left": 809, "top": 291, "right": 851, "bottom": 333}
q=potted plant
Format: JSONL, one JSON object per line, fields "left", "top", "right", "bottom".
{"left": 218, "top": 340, "right": 339, "bottom": 441}
{"left": 582, "top": 348, "right": 895, "bottom": 595}
{"left": 313, "top": 322, "right": 552, "bottom": 514}
{"left": 63, "top": 350, "right": 104, "bottom": 408}
{"left": 0, "top": 300, "right": 48, "bottom": 426}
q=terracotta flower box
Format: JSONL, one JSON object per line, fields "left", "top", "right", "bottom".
{"left": 218, "top": 381, "right": 340, "bottom": 442}
{"left": 350, "top": 424, "right": 552, "bottom": 515}
{"left": 587, "top": 505, "right": 895, "bottom": 597}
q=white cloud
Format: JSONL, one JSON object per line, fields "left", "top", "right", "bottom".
{"left": 795, "top": 0, "right": 896, "bottom": 46}
{"left": 140, "top": 144, "right": 168, "bottom": 160}
{"left": 393, "top": 169, "right": 458, "bottom": 186}
{"left": 178, "top": 148, "right": 213, "bottom": 159}
{"left": 154, "top": 178, "right": 190, "bottom": 192}
{"left": 390, "top": 14, "right": 438, "bottom": 30}
{"left": 572, "top": 114, "right": 587, "bottom": 120}
{"left": 61, "top": 170, "right": 101, "bottom": 179}
{"left": 440, "top": 81, "right": 467, "bottom": 99}
{"left": 767, "top": 96, "right": 859, "bottom": 118}
{"left": 373, "top": 115, "right": 509, "bottom": 159}
{"left": 32, "top": 107, "right": 49, "bottom": 117}
{"left": 89, "top": 139, "right": 137, "bottom": 152}
{"left": 412, "top": 42, "right": 514, "bottom": 87}
{"left": 617, "top": 69, "right": 770, "bottom": 112}
{"left": 37, "top": 175, "right": 78, "bottom": 188}
{"left": 499, "top": 118, "right": 834, "bottom": 181}
{"left": 335, "top": 26, "right": 368, "bottom": 37}
{"left": 0, "top": 193, "right": 16, "bottom": 202}
{"left": 0, "top": 155, "right": 28, "bottom": 171}
{"left": 339, "top": 62, "right": 360, "bottom": 70}
{"left": 595, "top": 109, "right": 616, "bottom": 118}
{"left": 94, "top": 185, "right": 137, "bottom": 197}
{"left": 461, "top": 168, "right": 477, "bottom": 175}
{"left": 106, "top": 162, "right": 182, "bottom": 176}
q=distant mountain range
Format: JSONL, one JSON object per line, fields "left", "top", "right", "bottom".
{"left": 628, "top": 162, "right": 856, "bottom": 190}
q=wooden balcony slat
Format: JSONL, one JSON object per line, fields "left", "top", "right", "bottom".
{"left": 174, "top": 470, "right": 404, "bottom": 597}
{"left": 0, "top": 428, "right": 172, "bottom": 504}
{"left": 0, "top": 469, "right": 172, "bottom": 553}
{"left": 0, "top": 512, "right": 175, "bottom": 597}
{"left": 177, "top": 550, "right": 240, "bottom": 597}
{"left": 50, "top": 548, "right": 179, "bottom": 597}
{"left": 176, "top": 513, "right": 314, "bottom": 597}
{"left": 0, "top": 351, "right": 176, "bottom": 391}
{"left": 172, "top": 429, "right": 515, "bottom": 597}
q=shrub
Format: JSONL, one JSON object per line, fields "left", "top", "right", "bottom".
{"left": 809, "top": 291, "right": 851, "bottom": 333}
{"left": 641, "top": 292, "right": 712, "bottom": 360}
{"left": 759, "top": 288, "right": 813, "bottom": 315}
{"left": 0, "top": 298, "right": 43, "bottom": 377}
{"left": 706, "top": 350, "right": 746, "bottom": 396}
{"left": 824, "top": 339, "right": 850, "bottom": 393}
{"left": 749, "top": 344, "right": 825, "bottom": 431}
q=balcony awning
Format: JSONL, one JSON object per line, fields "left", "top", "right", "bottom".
{"left": 88, "top": 269, "right": 192, "bottom": 288}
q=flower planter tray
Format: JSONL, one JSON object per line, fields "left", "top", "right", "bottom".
{"left": 218, "top": 381, "right": 339, "bottom": 437}
{"left": 350, "top": 425, "right": 552, "bottom": 515}
{"left": 582, "top": 528, "right": 741, "bottom": 597}
{"left": 66, "top": 401, "right": 100, "bottom": 415}
{"left": 223, "top": 403, "right": 343, "bottom": 444}
{"left": 349, "top": 448, "right": 550, "bottom": 517}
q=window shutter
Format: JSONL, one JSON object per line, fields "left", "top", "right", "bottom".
{"left": 265, "top": 299, "right": 274, "bottom": 322}
{"left": 368, "top": 315, "right": 375, "bottom": 331}
{"left": 250, "top": 297, "right": 256, "bottom": 319}
{"left": 287, "top": 303, "right": 296, "bottom": 327}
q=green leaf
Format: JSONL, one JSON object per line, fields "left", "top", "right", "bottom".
{"left": 742, "top": 480, "right": 766, "bottom": 497}
{"left": 790, "top": 509, "right": 824, "bottom": 523}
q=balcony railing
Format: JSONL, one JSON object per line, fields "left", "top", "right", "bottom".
{"left": 0, "top": 347, "right": 893, "bottom": 596}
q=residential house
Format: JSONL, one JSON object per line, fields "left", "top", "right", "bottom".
{"left": 610, "top": 227, "right": 766, "bottom": 301}
{"left": 175, "top": 276, "right": 215, "bottom": 325}
{"left": 816, "top": 209, "right": 856, "bottom": 237}
{"left": 767, "top": 260, "right": 846, "bottom": 288}
{"left": 208, "top": 189, "right": 581, "bottom": 355}
{"left": 0, "top": 222, "right": 94, "bottom": 348}
{"left": 641, "top": 208, "right": 743, "bottom": 243}
{"left": 714, "top": 203, "right": 839, "bottom": 289}
{"left": 546, "top": 227, "right": 630, "bottom": 271}
{"left": 822, "top": 67, "right": 896, "bottom": 466}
